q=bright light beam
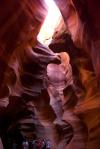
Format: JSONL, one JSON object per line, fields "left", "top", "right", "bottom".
{"left": 37, "top": 0, "right": 62, "bottom": 46}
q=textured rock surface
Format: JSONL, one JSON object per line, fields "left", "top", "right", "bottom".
{"left": 0, "top": 0, "right": 100, "bottom": 149}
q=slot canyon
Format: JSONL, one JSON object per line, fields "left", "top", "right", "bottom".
{"left": 0, "top": 0, "right": 100, "bottom": 149}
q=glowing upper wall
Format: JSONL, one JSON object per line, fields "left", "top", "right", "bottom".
{"left": 37, "top": 0, "right": 62, "bottom": 46}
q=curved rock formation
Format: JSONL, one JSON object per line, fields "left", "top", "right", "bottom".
{"left": 0, "top": 0, "right": 100, "bottom": 149}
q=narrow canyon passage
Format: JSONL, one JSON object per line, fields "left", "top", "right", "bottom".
{"left": 0, "top": 0, "right": 100, "bottom": 149}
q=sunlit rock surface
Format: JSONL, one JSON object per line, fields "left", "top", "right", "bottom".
{"left": 0, "top": 0, "right": 100, "bottom": 149}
